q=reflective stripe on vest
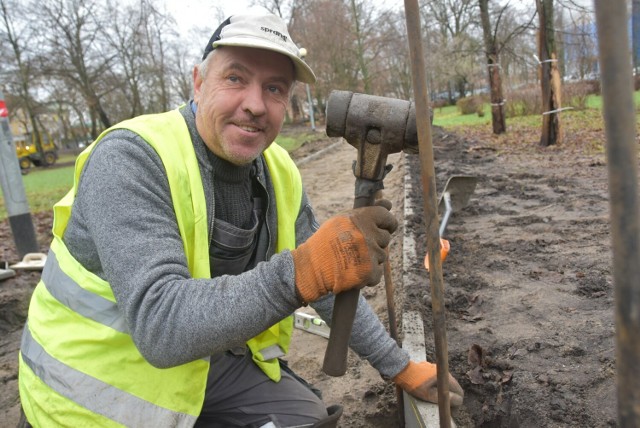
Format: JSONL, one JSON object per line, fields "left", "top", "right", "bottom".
{"left": 19, "top": 239, "right": 209, "bottom": 427}
{"left": 39, "top": 248, "right": 127, "bottom": 333}
{"left": 20, "top": 321, "right": 196, "bottom": 428}
{"left": 19, "top": 108, "right": 302, "bottom": 427}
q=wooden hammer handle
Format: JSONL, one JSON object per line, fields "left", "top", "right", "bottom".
{"left": 322, "top": 194, "right": 374, "bottom": 376}
{"left": 322, "top": 288, "right": 360, "bottom": 376}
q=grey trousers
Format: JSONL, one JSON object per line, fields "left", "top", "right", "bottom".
{"left": 195, "top": 351, "right": 329, "bottom": 427}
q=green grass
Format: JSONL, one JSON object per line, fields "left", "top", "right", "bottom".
{"left": 0, "top": 165, "right": 74, "bottom": 220}
{"left": 433, "top": 92, "right": 640, "bottom": 129}
{"left": 432, "top": 104, "right": 492, "bottom": 128}
{"left": 275, "top": 129, "right": 325, "bottom": 152}
{"left": 584, "top": 91, "right": 640, "bottom": 109}
{"left": 58, "top": 153, "right": 78, "bottom": 164}
{"left": 274, "top": 135, "right": 304, "bottom": 151}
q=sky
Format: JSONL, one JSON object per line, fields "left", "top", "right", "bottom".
{"left": 164, "top": 0, "right": 267, "bottom": 33}
{"left": 161, "top": 0, "right": 405, "bottom": 59}
{"left": 160, "top": 0, "right": 269, "bottom": 59}
{"left": 162, "top": 0, "right": 596, "bottom": 58}
{"left": 163, "top": 0, "right": 594, "bottom": 31}
{"left": 163, "top": 0, "right": 407, "bottom": 35}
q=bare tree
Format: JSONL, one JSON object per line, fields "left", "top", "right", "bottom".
{"left": 171, "top": 44, "right": 195, "bottom": 104}
{"left": 0, "top": 0, "right": 47, "bottom": 160}
{"left": 632, "top": 0, "right": 640, "bottom": 74}
{"left": 479, "top": 0, "right": 536, "bottom": 134}
{"left": 349, "top": 0, "right": 377, "bottom": 93}
{"left": 537, "top": 0, "right": 563, "bottom": 146}
{"left": 251, "top": 0, "right": 289, "bottom": 18}
{"left": 0, "top": 0, "right": 248, "bottom": 136}
{"left": 142, "top": 2, "right": 178, "bottom": 112}
{"left": 423, "top": 0, "right": 479, "bottom": 100}
{"left": 376, "top": 10, "right": 413, "bottom": 99}
{"left": 293, "top": 0, "right": 358, "bottom": 108}
{"left": 260, "top": 0, "right": 400, "bottom": 99}
{"left": 36, "top": 0, "right": 116, "bottom": 137}
{"left": 47, "top": 83, "right": 91, "bottom": 148}
{"left": 104, "top": 0, "right": 148, "bottom": 118}
{"left": 479, "top": 0, "right": 506, "bottom": 133}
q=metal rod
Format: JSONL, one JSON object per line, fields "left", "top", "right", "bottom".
{"left": 593, "top": 1, "right": 640, "bottom": 425}
{"left": 0, "top": 90, "right": 39, "bottom": 257}
{"left": 383, "top": 247, "right": 405, "bottom": 427}
{"left": 384, "top": 248, "right": 400, "bottom": 343}
{"left": 403, "top": 0, "right": 452, "bottom": 426}
{"left": 439, "top": 193, "right": 452, "bottom": 237}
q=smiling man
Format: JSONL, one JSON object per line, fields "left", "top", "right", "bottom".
{"left": 193, "top": 46, "right": 293, "bottom": 164}
{"left": 18, "top": 13, "right": 462, "bottom": 428}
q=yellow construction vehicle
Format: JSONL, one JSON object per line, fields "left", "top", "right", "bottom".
{"left": 14, "top": 132, "right": 59, "bottom": 170}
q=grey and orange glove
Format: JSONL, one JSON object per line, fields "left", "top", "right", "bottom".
{"left": 394, "top": 360, "right": 464, "bottom": 408}
{"left": 292, "top": 199, "right": 398, "bottom": 304}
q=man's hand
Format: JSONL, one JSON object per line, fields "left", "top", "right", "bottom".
{"left": 292, "top": 199, "right": 398, "bottom": 304}
{"left": 393, "top": 360, "right": 464, "bottom": 408}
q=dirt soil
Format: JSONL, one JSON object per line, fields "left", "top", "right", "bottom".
{"left": 403, "top": 127, "right": 617, "bottom": 428}
{"left": 0, "top": 123, "right": 618, "bottom": 427}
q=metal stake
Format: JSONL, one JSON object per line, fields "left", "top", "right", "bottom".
{"left": 403, "top": 1, "right": 452, "bottom": 426}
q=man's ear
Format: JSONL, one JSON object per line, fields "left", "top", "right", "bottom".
{"left": 193, "top": 65, "right": 203, "bottom": 101}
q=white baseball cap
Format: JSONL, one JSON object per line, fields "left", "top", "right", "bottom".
{"left": 202, "top": 13, "right": 317, "bottom": 84}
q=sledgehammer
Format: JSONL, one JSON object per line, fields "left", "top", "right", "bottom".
{"left": 323, "top": 90, "right": 419, "bottom": 376}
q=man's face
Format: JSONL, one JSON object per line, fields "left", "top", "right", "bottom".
{"left": 193, "top": 46, "right": 294, "bottom": 165}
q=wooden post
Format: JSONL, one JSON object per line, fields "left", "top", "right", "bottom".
{"left": 594, "top": 1, "right": 640, "bottom": 424}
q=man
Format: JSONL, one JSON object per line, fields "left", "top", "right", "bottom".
{"left": 18, "top": 13, "right": 463, "bottom": 428}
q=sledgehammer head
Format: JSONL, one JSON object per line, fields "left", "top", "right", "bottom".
{"left": 326, "top": 90, "right": 419, "bottom": 180}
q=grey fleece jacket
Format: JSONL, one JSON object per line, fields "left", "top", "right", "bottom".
{"left": 62, "top": 104, "right": 409, "bottom": 379}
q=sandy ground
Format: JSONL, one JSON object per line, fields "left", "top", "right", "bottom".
{"left": 0, "top": 123, "right": 620, "bottom": 427}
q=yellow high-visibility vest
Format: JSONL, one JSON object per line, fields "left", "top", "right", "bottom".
{"left": 19, "top": 108, "right": 302, "bottom": 427}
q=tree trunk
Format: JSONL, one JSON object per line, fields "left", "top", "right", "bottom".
{"left": 86, "top": 91, "right": 111, "bottom": 132}
{"left": 28, "top": 111, "right": 45, "bottom": 161}
{"left": 479, "top": 0, "right": 506, "bottom": 134}
{"left": 90, "top": 108, "right": 98, "bottom": 140}
{"left": 633, "top": 0, "right": 640, "bottom": 75}
{"left": 537, "top": 0, "right": 562, "bottom": 147}
{"left": 290, "top": 93, "right": 302, "bottom": 123}
{"left": 488, "top": 61, "right": 506, "bottom": 134}
{"left": 350, "top": 0, "right": 371, "bottom": 93}
{"left": 96, "top": 102, "right": 112, "bottom": 130}
{"left": 456, "top": 76, "right": 467, "bottom": 99}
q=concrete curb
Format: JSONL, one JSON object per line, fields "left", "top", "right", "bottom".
{"left": 402, "top": 153, "right": 456, "bottom": 428}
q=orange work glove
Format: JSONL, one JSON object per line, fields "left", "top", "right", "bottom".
{"left": 292, "top": 199, "right": 398, "bottom": 304}
{"left": 393, "top": 360, "right": 464, "bottom": 408}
